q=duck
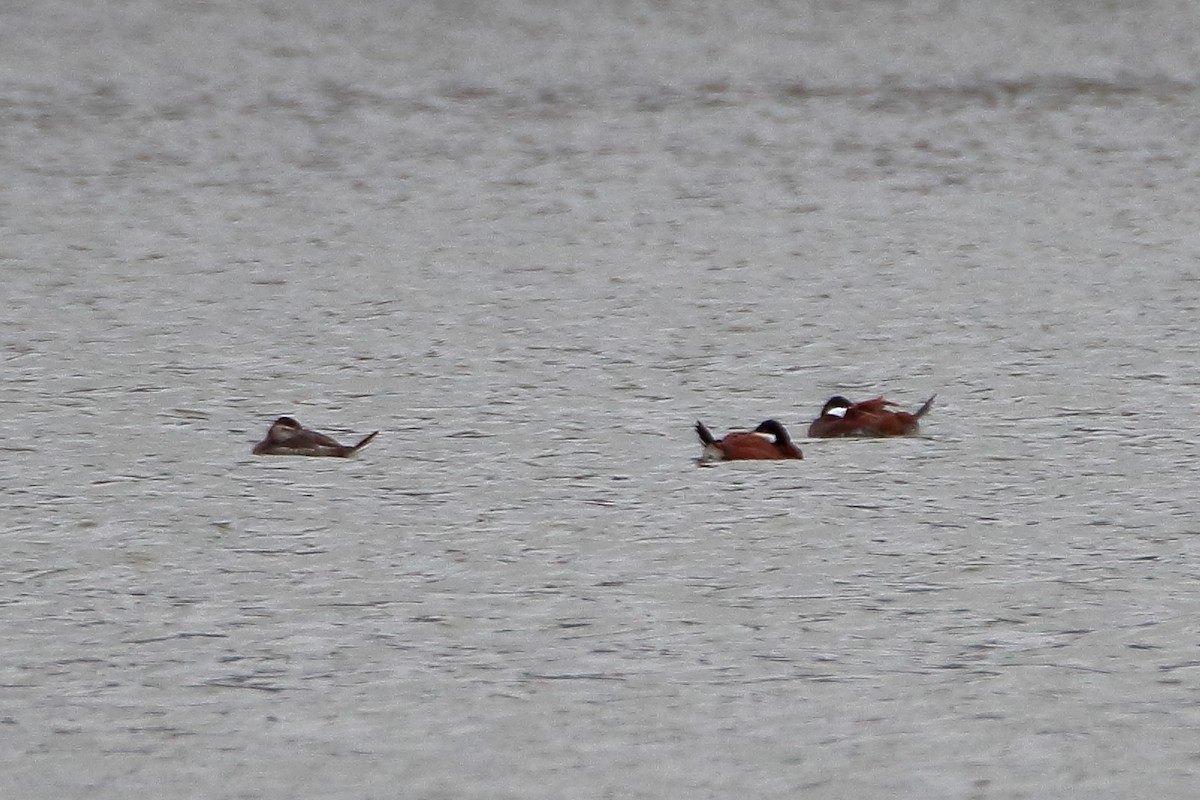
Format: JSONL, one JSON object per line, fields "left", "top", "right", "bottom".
{"left": 251, "top": 416, "right": 379, "bottom": 457}
{"left": 695, "top": 419, "right": 804, "bottom": 461}
{"left": 806, "top": 394, "right": 935, "bottom": 438}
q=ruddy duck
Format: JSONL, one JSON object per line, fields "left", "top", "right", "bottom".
{"left": 695, "top": 419, "right": 804, "bottom": 461}
{"left": 251, "top": 417, "right": 379, "bottom": 457}
{"left": 807, "top": 394, "right": 935, "bottom": 438}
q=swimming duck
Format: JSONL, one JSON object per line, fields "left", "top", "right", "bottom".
{"left": 807, "top": 395, "right": 935, "bottom": 438}
{"left": 695, "top": 419, "right": 804, "bottom": 461}
{"left": 252, "top": 417, "right": 379, "bottom": 457}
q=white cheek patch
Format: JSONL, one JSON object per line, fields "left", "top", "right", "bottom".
{"left": 826, "top": 407, "right": 848, "bottom": 418}
{"left": 753, "top": 432, "right": 777, "bottom": 444}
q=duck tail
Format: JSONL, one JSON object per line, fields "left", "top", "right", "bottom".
{"left": 913, "top": 395, "right": 937, "bottom": 419}
{"left": 695, "top": 421, "right": 716, "bottom": 445}
{"left": 348, "top": 431, "right": 379, "bottom": 454}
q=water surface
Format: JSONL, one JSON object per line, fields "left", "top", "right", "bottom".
{"left": 3, "top": 2, "right": 1200, "bottom": 798}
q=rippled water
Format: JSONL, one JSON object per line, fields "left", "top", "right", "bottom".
{"left": 4, "top": 1, "right": 1200, "bottom": 798}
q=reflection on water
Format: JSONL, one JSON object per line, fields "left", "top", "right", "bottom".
{"left": 3, "top": 1, "right": 1200, "bottom": 798}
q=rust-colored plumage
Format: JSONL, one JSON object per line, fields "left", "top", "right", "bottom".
{"left": 807, "top": 395, "right": 935, "bottom": 438}
{"left": 695, "top": 419, "right": 804, "bottom": 461}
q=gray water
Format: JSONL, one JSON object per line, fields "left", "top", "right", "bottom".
{"left": 4, "top": 1, "right": 1200, "bottom": 798}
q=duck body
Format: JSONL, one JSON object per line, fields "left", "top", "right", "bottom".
{"left": 252, "top": 417, "right": 379, "bottom": 457}
{"left": 695, "top": 419, "right": 804, "bottom": 461}
{"left": 807, "top": 395, "right": 935, "bottom": 438}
